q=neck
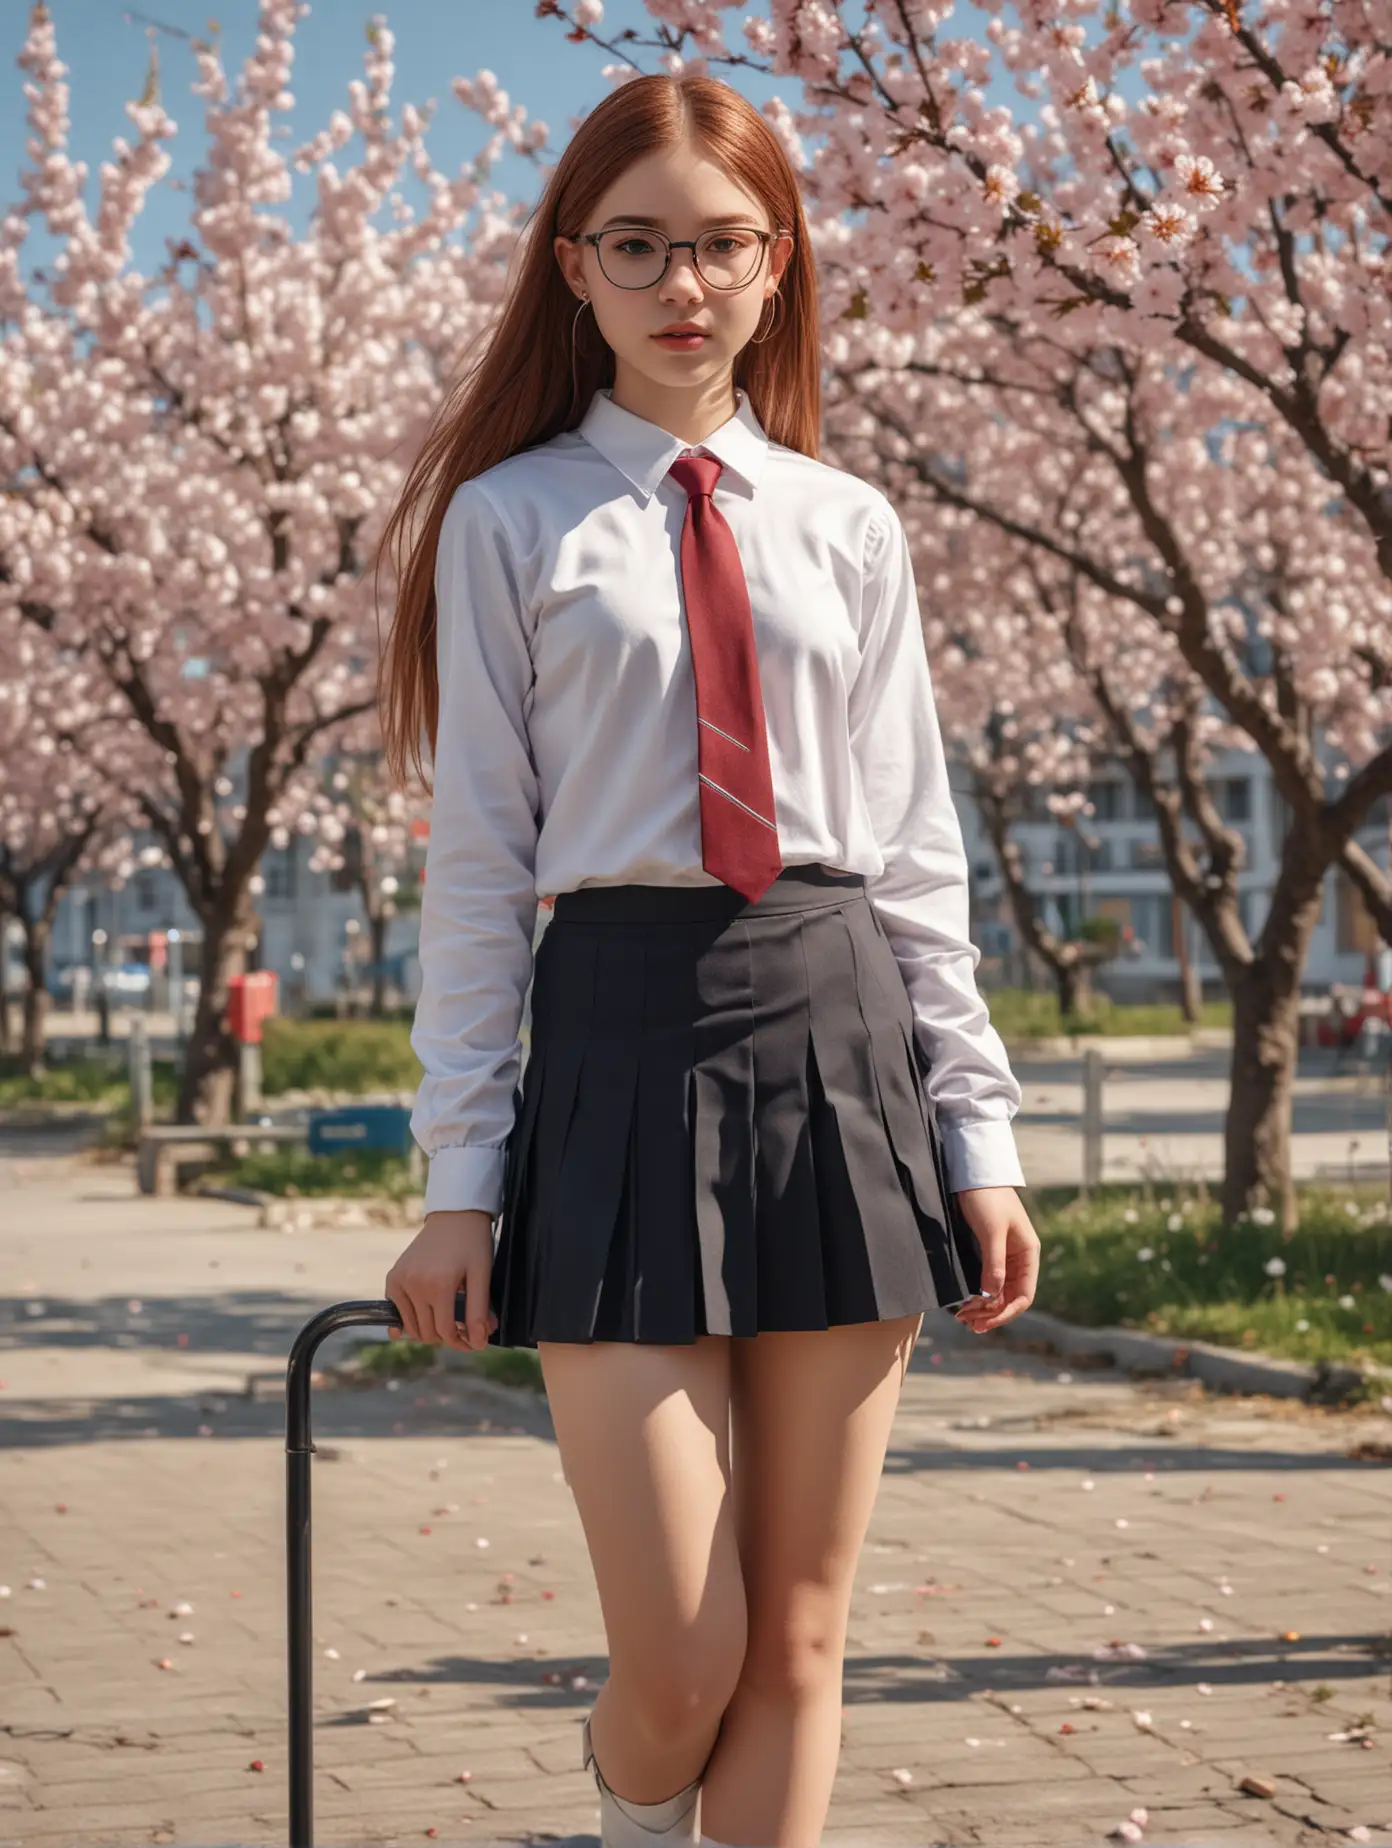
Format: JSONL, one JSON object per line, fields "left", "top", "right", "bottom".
{"left": 608, "top": 362, "right": 738, "bottom": 447}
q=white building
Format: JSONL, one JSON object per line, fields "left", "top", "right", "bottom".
{"left": 955, "top": 744, "right": 1383, "bottom": 1002}
{"left": 23, "top": 832, "right": 424, "bottom": 1013}
{"left": 21, "top": 746, "right": 1383, "bottom": 1012}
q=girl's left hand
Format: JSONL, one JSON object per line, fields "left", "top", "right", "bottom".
{"left": 951, "top": 1186, "right": 1040, "bottom": 1334}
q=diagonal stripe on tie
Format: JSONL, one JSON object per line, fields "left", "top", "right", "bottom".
{"left": 669, "top": 452, "right": 784, "bottom": 904}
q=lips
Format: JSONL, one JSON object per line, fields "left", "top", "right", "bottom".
{"left": 653, "top": 323, "right": 709, "bottom": 347}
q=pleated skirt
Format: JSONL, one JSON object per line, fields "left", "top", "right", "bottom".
{"left": 487, "top": 862, "right": 985, "bottom": 1348}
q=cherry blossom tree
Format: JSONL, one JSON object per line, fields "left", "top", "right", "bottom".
{"left": 0, "top": 615, "right": 132, "bottom": 1069}
{"left": 0, "top": 1, "right": 528, "bottom": 1122}
{"left": 837, "top": 336, "right": 1389, "bottom": 1229}
{"left": 550, "top": 0, "right": 1392, "bottom": 1225}
{"left": 564, "top": 0, "right": 1389, "bottom": 570}
{"left": 300, "top": 739, "right": 428, "bottom": 1017}
{"left": 874, "top": 491, "right": 1134, "bottom": 1017}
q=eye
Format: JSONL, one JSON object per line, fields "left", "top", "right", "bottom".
{"left": 703, "top": 229, "right": 758, "bottom": 252}
{"left": 612, "top": 234, "right": 659, "bottom": 257}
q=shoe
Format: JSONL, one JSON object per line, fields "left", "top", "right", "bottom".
{"left": 582, "top": 1709, "right": 703, "bottom": 1845}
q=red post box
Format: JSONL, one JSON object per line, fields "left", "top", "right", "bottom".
{"left": 226, "top": 970, "right": 280, "bottom": 1044}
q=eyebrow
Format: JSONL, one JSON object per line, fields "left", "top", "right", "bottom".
{"left": 595, "top": 213, "right": 765, "bottom": 232}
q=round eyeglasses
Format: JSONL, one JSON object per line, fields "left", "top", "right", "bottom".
{"left": 573, "top": 224, "right": 789, "bottom": 292}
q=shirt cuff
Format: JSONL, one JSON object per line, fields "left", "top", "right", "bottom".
{"left": 938, "top": 1117, "right": 1027, "bottom": 1193}
{"left": 422, "top": 1145, "right": 507, "bottom": 1220}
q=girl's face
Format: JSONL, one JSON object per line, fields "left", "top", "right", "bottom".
{"left": 555, "top": 137, "right": 792, "bottom": 408}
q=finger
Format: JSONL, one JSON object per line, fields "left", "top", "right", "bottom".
{"left": 968, "top": 1293, "right": 1031, "bottom": 1332}
{"left": 417, "top": 1290, "right": 452, "bottom": 1349}
{"left": 388, "top": 1285, "right": 422, "bottom": 1343}
{"left": 460, "top": 1274, "right": 493, "bottom": 1350}
{"left": 437, "top": 1286, "right": 474, "bottom": 1353}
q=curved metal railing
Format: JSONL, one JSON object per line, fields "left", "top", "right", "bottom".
{"left": 285, "top": 1291, "right": 470, "bottom": 1847}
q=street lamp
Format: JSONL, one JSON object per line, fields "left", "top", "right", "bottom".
{"left": 91, "top": 927, "right": 110, "bottom": 1045}
{"left": 340, "top": 918, "right": 361, "bottom": 1018}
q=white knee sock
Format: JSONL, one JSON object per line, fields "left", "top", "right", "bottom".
{"left": 605, "top": 1776, "right": 700, "bottom": 1832}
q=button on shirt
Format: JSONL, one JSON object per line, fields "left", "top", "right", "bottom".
{"left": 411, "top": 388, "right": 1026, "bottom": 1220}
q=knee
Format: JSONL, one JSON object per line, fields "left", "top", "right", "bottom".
{"left": 739, "top": 1596, "right": 845, "bottom": 1702}
{"left": 618, "top": 1617, "right": 747, "bottom": 1744}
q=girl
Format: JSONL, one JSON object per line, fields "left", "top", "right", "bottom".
{"left": 377, "top": 73, "right": 1039, "bottom": 1848}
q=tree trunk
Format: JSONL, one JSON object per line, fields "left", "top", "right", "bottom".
{"left": 0, "top": 909, "right": 12, "bottom": 1059}
{"left": 175, "top": 902, "right": 254, "bottom": 1126}
{"left": 1057, "top": 957, "right": 1093, "bottom": 1020}
{"left": 369, "top": 910, "right": 389, "bottom": 1019}
{"left": 1173, "top": 893, "right": 1202, "bottom": 1022}
{"left": 1221, "top": 960, "right": 1303, "bottom": 1232}
{"left": 22, "top": 917, "right": 50, "bottom": 1077}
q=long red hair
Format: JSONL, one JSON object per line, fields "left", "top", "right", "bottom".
{"left": 375, "top": 73, "right": 820, "bottom": 793}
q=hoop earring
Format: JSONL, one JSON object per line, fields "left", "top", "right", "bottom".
{"left": 570, "top": 293, "right": 591, "bottom": 411}
{"left": 749, "top": 290, "right": 781, "bottom": 345}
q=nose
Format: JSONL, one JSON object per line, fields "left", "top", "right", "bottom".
{"left": 658, "top": 253, "right": 705, "bottom": 309}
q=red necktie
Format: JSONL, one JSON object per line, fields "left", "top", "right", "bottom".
{"left": 668, "top": 454, "right": 783, "bottom": 903}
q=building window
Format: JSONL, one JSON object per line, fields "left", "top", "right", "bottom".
{"left": 136, "top": 873, "right": 159, "bottom": 912}
{"left": 1214, "top": 776, "right": 1252, "bottom": 824}
{"left": 263, "top": 844, "right": 297, "bottom": 902}
{"left": 330, "top": 830, "right": 363, "bottom": 895}
{"left": 1135, "top": 894, "right": 1175, "bottom": 960}
{"left": 1087, "top": 781, "right": 1125, "bottom": 821}
{"left": 1095, "top": 895, "right": 1131, "bottom": 931}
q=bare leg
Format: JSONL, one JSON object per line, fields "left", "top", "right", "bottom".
{"left": 537, "top": 1334, "right": 748, "bottom": 1804}
{"left": 697, "top": 1312, "right": 924, "bottom": 1847}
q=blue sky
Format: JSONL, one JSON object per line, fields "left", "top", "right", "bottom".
{"left": 0, "top": 1, "right": 787, "bottom": 272}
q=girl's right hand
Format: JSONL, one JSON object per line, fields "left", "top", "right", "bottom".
{"left": 384, "top": 1208, "right": 500, "bottom": 1351}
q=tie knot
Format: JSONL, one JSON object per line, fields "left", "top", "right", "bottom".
{"left": 668, "top": 453, "right": 722, "bottom": 501}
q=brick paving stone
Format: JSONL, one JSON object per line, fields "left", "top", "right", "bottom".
{"left": 4, "top": 1144, "right": 1392, "bottom": 1847}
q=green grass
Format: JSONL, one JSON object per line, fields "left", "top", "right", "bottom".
{"left": 5, "top": 1013, "right": 421, "bottom": 1111}
{"left": 211, "top": 1145, "right": 419, "bottom": 1199}
{"left": 986, "top": 989, "right": 1233, "bottom": 1041}
{"left": 0, "top": 1052, "right": 179, "bottom": 1111}
{"left": 259, "top": 1016, "right": 422, "bottom": 1095}
{"left": 347, "top": 1334, "right": 544, "bottom": 1393}
{"left": 1028, "top": 1180, "right": 1392, "bottom": 1370}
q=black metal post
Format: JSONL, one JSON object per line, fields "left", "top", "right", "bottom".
{"left": 285, "top": 1290, "right": 469, "bottom": 1847}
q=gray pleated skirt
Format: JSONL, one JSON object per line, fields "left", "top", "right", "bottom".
{"left": 487, "top": 862, "right": 984, "bottom": 1348}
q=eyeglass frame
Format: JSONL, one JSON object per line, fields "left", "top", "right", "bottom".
{"left": 567, "top": 223, "right": 793, "bottom": 292}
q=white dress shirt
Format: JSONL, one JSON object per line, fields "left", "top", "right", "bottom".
{"left": 410, "top": 388, "right": 1026, "bottom": 1219}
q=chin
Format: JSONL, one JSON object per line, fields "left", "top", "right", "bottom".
{"left": 637, "top": 351, "right": 730, "bottom": 388}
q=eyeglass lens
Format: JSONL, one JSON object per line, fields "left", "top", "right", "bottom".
{"left": 594, "top": 226, "right": 766, "bottom": 290}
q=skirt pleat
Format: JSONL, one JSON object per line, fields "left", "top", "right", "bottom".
{"left": 626, "top": 935, "right": 702, "bottom": 1339}
{"left": 488, "top": 865, "right": 985, "bottom": 1348}
{"left": 689, "top": 919, "right": 757, "bottom": 1337}
{"left": 846, "top": 904, "right": 985, "bottom": 1306}
{"left": 535, "top": 932, "right": 644, "bottom": 1338}
{"left": 805, "top": 908, "right": 940, "bottom": 1324}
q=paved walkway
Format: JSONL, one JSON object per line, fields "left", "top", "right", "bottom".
{"left": 1, "top": 1135, "right": 1391, "bottom": 1847}
{"left": 1009, "top": 1049, "right": 1387, "bottom": 1189}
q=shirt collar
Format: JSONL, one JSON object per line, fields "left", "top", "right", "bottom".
{"left": 577, "top": 389, "right": 769, "bottom": 501}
